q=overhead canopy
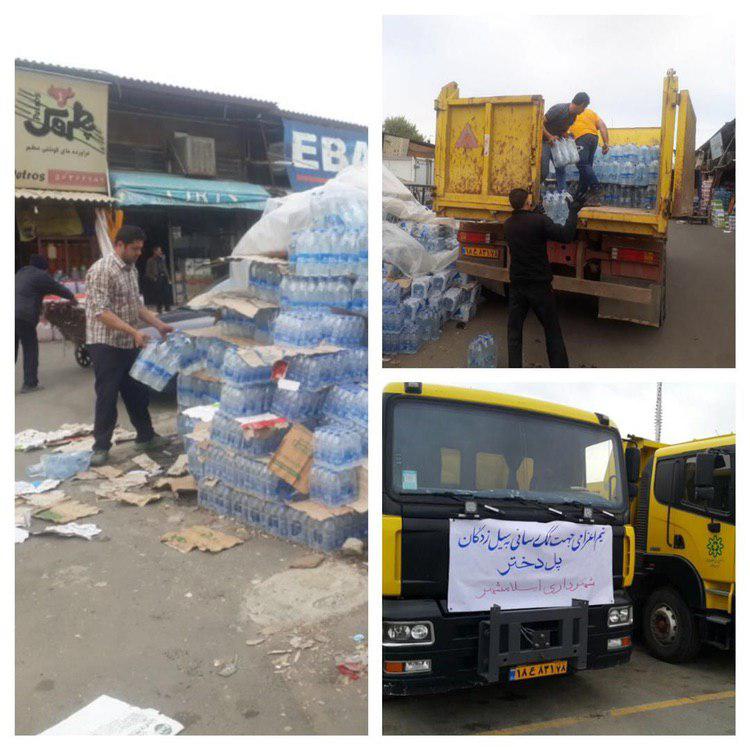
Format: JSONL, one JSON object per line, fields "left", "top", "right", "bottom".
{"left": 110, "top": 171, "right": 269, "bottom": 210}
{"left": 15, "top": 188, "right": 115, "bottom": 205}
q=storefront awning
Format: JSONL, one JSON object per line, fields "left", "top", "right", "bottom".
{"left": 15, "top": 188, "right": 115, "bottom": 205}
{"left": 110, "top": 171, "right": 269, "bottom": 210}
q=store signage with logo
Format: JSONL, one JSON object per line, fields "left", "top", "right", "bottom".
{"left": 15, "top": 68, "right": 109, "bottom": 193}
{"left": 282, "top": 117, "right": 367, "bottom": 191}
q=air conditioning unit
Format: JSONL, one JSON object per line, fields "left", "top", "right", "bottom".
{"left": 172, "top": 133, "right": 216, "bottom": 177}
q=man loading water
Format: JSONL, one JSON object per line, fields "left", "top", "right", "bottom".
{"left": 503, "top": 188, "right": 584, "bottom": 368}
{"left": 541, "top": 92, "right": 591, "bottom": 191}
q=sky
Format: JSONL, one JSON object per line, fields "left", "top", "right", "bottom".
{"left": 10, "top": 6, "right": 372, "bottom": 127}
{"left": 383, "top": 15, "right": 735, "bottom": 147}
{"left": 438, "top": 382, "right": 735, "bottom": 445}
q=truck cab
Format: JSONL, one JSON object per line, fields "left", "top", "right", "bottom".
{"left": 383, "top": 383, "right": 638, "bottom": 695}
{"left": 629, "top": 435, "right": 735, "bottom": 662}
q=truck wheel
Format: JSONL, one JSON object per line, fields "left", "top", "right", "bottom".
{"left": 642, "top": 587, "right": 700, "bottom": 663}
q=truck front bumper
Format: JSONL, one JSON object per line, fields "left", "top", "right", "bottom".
{"left": 383, "top": 591, "right": 632, "bottom": 696}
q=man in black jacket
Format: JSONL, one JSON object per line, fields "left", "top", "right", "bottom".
{"left": 15, "top": 254, "right": 77, "bottom": 392}
{"left": 503, "top": 188, "right": 581, "bottom": 368}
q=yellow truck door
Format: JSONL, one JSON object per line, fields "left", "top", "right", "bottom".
{"left": 434, "top": 83, "right": 544, "bottom": 214}
{"left": 647, "top": 440, "right": 735, "bottom": 614}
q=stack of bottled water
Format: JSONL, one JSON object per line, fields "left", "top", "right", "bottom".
{"left": 130, "top": 333, "right": 197, "bottom": 391}
{"left": 383, "top": 254, "right": 483, "bottom": 356}
{"left": 393, "top": 220, "right": 460, "bottom": 256}
{"left": 247, "top": 259, "right": 284, "bottom": 303}
{"left": 175, "top": 177, "right": 369, "bottom": 553}
{"left": 592, "top": 144, "right": 660, "bottom": 209}
{"left": 551, "top": 137, "right": 580, "bottom": 168}
{"left": 219, "top": 308, "right": 256, "bottom": 339}
{"left": 542, "top": 191, "right": 573, "bottom": 226}
{"left": 468, "top": 333, "right": 498, "bottom": 367}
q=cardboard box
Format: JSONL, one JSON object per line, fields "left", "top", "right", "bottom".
{"left": 268, "top": 424, "right": 313, "bottom": 494}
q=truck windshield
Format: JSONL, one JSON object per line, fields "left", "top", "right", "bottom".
{"left": 389, "top": 398, "right": 626, "bottom": 509}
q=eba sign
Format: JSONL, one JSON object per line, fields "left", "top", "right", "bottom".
{"left": 15, "top": 68, "right": 109, "bottom": 193}
{"left": 282, "top": 117, "right": 367, "bottom": 191}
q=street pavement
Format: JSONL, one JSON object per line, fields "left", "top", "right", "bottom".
{"left": 386, "top": 222, "right": 735, "bottom": 368}
{"left": 15, "top": 343, "right": 368, "bottom": 735}
{"left": 383, "top": 645, "right": 734, "bottom": 735}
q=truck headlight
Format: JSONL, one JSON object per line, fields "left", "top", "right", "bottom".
{"left": 607, "top": 605, "right": 633, "bottom": 627}
{"left": 383, "top": 621, "right": 434, "bottom": 646}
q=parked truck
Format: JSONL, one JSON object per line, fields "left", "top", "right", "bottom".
{"left": 433, "top": 70, "right": 696, "bottom": 326}
{"left": 382, "top": 383, "right": 639, "bottom": 695}
{"left": 625, "top": 434, "right": 735, "bottom": 661}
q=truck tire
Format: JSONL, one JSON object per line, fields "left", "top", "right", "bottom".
{"left": 642, "top": 587, "right": 700, "bottom": 663}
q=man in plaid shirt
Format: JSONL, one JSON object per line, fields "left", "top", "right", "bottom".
{"left": 85, "top": 225, "right": 174, "bottom": 466}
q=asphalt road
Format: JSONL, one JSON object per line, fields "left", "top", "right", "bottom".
{"left": 15, "top": 343, "right": 368, "bottom": 735}
{"left": 382, "top": 645, "right": 734, "bottom": 735}
{"left": 386, "top": 222, "right": 735, "bottom": 368}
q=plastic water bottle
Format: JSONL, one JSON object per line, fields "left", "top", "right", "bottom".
{"left": 468, "top": 333, "right": 498, "bottom": 367}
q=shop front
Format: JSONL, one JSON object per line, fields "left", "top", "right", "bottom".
{"left": 109, "top": 170, "right": 269, "bottom": 304}
{"left": 15, "top": 64, "right": 114, "bottom": 286}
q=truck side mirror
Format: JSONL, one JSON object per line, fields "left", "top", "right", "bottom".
{"left": 695, "top": 452, "right": 715, "bottom": 487}
{"left": 625, "top": 446, "right": 641, "bottom": 484}
{"left": 695, "top": 452, "right": 716, "bottom": 505}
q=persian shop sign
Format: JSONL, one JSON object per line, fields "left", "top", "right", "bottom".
{"left": 15, "top": 68, "right": 109, "bottom": 193}
{"left": 283, "top": 117, "right": 367, "bottom": 191}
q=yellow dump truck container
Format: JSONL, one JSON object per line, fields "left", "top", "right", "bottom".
{"left": 434, "top": 70, "right": 696, "bottom": 326}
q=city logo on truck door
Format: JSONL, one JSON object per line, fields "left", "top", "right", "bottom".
{"left": 455, "top": 123, "right": 479, "bottom": 152}
{"left": 707, "top": 534, "right": 724, "bottom": 560}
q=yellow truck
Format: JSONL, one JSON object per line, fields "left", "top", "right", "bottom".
{"left": 383, "top": 383, "right": 639, "bottom": 695}
{"left": 625, "top": 434, "right": 735, "bottom": 661}
{"left": 433, "top": 70, "right": 696, "bottom": 326}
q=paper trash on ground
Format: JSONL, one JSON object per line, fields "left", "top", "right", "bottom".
{"left": 15, "top": 480, "right": 61, "bottom": 496}
{"left": 155, "top": 475, "right": 198, "bottom": 494}
{"left": 15, "top": 527, "right": 30, "bottom": 544}
{"left": 15, "top": 424, "right": 93, "bottom": 452}
{"left": 20, "top": 489, "right": 67, "bottom": 508}
{"left": 40, "top": 694, "right": 183, "bottom": 735}
{"left": 161, "top": 525, "right": 243, "bottom": 554}
{"left": 41, "top": 523, "right": 102, "bottom": 540}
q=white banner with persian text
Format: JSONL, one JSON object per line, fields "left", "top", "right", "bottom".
{"left": 448, "top": 519, "right": 614, "bottom": 613}
{"left": 15, "top": 69, "right": 109, "bottom": 193}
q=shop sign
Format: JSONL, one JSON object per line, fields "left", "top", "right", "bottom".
{"left": 15, "top": 68, "right": 109, "bottom": 193}
{"left": 282, "top": 117, "right": 367, "bottom": 191}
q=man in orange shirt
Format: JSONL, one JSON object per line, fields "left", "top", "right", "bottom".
{"left": 570, "top": 106, "right": 610, "bottom": 206}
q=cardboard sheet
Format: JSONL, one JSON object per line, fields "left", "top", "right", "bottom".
{"left": 268, "top": 424, "right": 313, "bottom": 494}
{"left": 161, "top": 525, "right": 243, "bottom": 554}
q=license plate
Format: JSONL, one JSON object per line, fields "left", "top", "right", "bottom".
{"left": 461, "top": 245, "right": 500, "bottom": 259}
{"left": 509, "top": 660, "right": 568, "bottom": 681}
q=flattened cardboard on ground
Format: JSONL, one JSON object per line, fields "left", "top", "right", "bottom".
{"left": 34, "top": 501, "right": 100, "bottom": 524}
{"left": 92, "top": 465, "right": 124, "bottom": 479}
{"left": 268, "top": 424, "right": 313, "bottom": 494}
{"left": 155, "top": 475, "right": 198, "bottom": 494}
{"left": 132, "top": 453, "right": 163, "bottom": 475}
{"left": 161, "top": 525, "right": 243, "bottom": 554}
{"left": 20, "top": 489, "right": 68, "bottom": 508}
{"left": 167, "top": 454, "right": 189, "bottom": 476}
{"left": 117, "top": 491, "right": 163, "bottom": 507}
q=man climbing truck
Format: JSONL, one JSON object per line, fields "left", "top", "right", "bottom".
{"left": 382, "top": 383, "right": 639, "bottom": 695}
{"left": 626, "top": 435, "right": 735, "bottom": 662}
{"left": 432, "top": 70, "right": 696, "bottom": 327}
